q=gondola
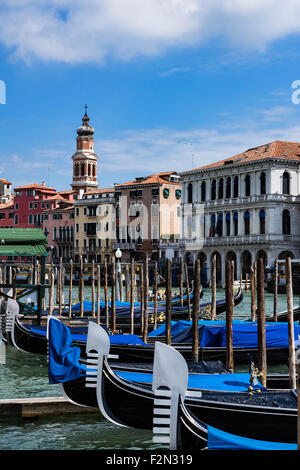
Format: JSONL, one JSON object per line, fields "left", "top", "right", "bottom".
{"left": 2, "top": 298, "right": 298, "bottom": 366}
{"left": 59, "top": 322, "right": 297, "bottom": 445}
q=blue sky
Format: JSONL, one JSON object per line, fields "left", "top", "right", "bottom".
{"left": 1, "top": 1, "right": 300, "bottom": 191}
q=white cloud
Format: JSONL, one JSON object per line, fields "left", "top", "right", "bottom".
{"left": 1, "top": 0, "right": 300, "bottom": 64}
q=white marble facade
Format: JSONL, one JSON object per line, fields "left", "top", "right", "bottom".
{"left": 179, "top": 156, "right": 300, "bottom": 286}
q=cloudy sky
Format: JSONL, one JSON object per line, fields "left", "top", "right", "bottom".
{"left": 1, "top": 0, "right": 300, "bottom": 190}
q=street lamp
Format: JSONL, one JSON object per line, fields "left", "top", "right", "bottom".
{"left": 115, "top": 248, "right": 122, "bottom": 300}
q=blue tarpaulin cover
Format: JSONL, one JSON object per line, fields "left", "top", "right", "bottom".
{"left": 116, "top": 371, "right": 264, "bottom": 392}
{"left": 149, "top": 320, "right": 300, "bottom": 349}
{"left": 207, "top": 425, "right": 296, "bottom": 450}
{"left": 48, "top": 318, "right": 86, "bottom": 384}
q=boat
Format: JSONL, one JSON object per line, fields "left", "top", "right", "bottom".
{"left": 56, "top": 321, "right": 297, "bottom": 445}
{"left": 151, "top": 343, "right": 298, "bottom": 451}
{"left": 2, "top": 299, "right": 299, "bottom": 366}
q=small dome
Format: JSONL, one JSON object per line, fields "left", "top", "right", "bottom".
{"left": 77, "top": 108, "right": 94, "bottom": 136}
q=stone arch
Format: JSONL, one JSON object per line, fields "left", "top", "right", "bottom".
{"left": 241, "top": 250, "right": 252, "bottom": 278}
{"left": 226, "top": 250, "right": 237, "bottom": 280}
{"left": 197, "top": 251, "right": 208, "bottom": 287}
{"left": 211, "top": 251, "right": 222, "bottom": 286}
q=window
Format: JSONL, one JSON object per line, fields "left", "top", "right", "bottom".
{"left": 245, "top": 175, "right": 251, "bottom": 196}
{"left": 226, "top": 177, "right": 231, "bottom": 199}
{"left": 226, "top": 212, "right": 230, "bottom": 236}
{"left": 87, "top": 223, "right": 97, "bottom": 236}
{"left": 233, "top": 176, "right": 239, "bottom": 198}
{"left": 201, "top": 181, "right": 206, "bottom": 202}
{"left": 76, "top": 208, "right": 79, "bottom": 216}
{"left": 152, "top": 188, "right": 159, "bottom": 196}
{"left": 283, "top": 172, "right": 290, "bottom": 195}
{"left": 244, "top": 210, "right": 250, "bottom": 235}
{"left": 187, "top": 183, "right": 193, "bottom": 203}
{"left": 282, "top": 209, "right": 291, "bottom": 235}
{"left": 260, "top": 172, "right": 266, "bottom": 195}
{"left": 218, "top": 179, "right": 224, "bottom": 199}
{"left": 233, "top": 212, "right": 238, "bottom": 236}
{"left": 259, "top": 209, "right": 265, "bottom": 234}
{"left": 28, "top": 214, "right": 32, "bottom": 224}
{"left": 14, "top": 214, "right": 18, "bottom": 225}
{"left": 53, "top": 227, "right": 57, "bottom": 240}
{"left": 211, "top": 179, "right": 216, "bottom": 200}
{"left": 209, "top": 214, "right": 216, "bottom": 237}
{"left": 216, "top": 213, "right": 223, "bottom": 236}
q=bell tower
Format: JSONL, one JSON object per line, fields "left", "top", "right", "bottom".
{"left": 71, "top": 106, "right": 99, "bottom": 197}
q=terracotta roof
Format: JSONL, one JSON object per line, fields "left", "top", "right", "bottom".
{"left": 182, "top": 140, "right": 300, "bottom": 174}
{"left": 0, "top": 178, "right": 11, "bottom": 185}
{"left": 14, "top": 183, "right": 56, "bottom": 191}
{"left": 115, "top": 171, "right": 180, "bottom": 188}
{"left": 0, "top": 200, "right": 14, "bottom": 210}
{"left": 44, "top": 194, "right": 73, "bottom": 203}
{"left": 84, "top": 187, "right": 115, "bottom": 194}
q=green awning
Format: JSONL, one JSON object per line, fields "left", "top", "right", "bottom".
{"left": 0, "top": 228, "right": 48, "bottom": 257}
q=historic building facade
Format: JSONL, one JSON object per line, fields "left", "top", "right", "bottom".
{"left": 180, "top": 140, "right": 300, "bottom": 286}
{"left": 114, "top": 171, "right": 181, "bottom": 261}
{"left": 74, "top": 188, "right": 116, "bottom": 263}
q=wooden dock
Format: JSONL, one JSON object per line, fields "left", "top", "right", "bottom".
{"left": 0, "top": 397, "right": 98, "bottom": 418}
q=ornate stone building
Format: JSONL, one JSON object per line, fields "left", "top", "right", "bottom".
{"left": 180, "top": 140, "right": 300, "bottom": 286}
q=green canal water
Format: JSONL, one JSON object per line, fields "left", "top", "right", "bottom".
{"left": 0, "top": 288, "right": 293, "bottom": 450}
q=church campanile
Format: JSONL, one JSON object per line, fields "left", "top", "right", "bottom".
{"left": 71, "top": 106, "right": 99, "bottom": 197}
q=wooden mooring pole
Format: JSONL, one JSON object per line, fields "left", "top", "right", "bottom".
{"left": 273, "top": 257, "right": 278, "bottom": 322}
{"left": 257, "top": 258, "right": 267, "bottom": 388}
{"left": 179, "top": 259, "right": 183, "bottom": 308}
{"left": 111, "top": 258, "right": 116, "bottom": 331}
{"left": 139, "top": 264, "right": 144, "bottom": 336}
{"left": 250, "top": 261, "right": 256, "bottom": 322}
{"left": 79, "top": 256, "right": 84, "bottom": 318}
{"left": 91, "top": 260, "right": 95, "bottom": 318}
{"left": 211, "top": 254, "right": 216, "bottom": 320}
{"left": 104, "top": 258, "right": 109, "bottom": 328}
{"left": 143, "top": 255, "right": 149, "bottom": 344}
{"left": 68, "top": 259, "right": 73, "bottom": 318}
{"left": 165, "top": 259, "right": 172, "bottom": 346}
{"left": 286, "top": 257, "right": 296, "bottom": 390}
{"left": 153, "top": 261, "right": 158, "bottom": 331}
{"left": 225, "top": 260, "right": 234, "bottom": 372}
{"left": 130, "top": 258, "right": 135, "bottom": 335}
{"left": 184, "top": 262, "right": 191, "bottom": 321}
{"left": 96, "top": 264, "right": 101, "bottom": 325}
{"left": 192, "top": 259, "right": 201, "bottom": 363}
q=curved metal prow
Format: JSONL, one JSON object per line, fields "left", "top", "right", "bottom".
{"left": 85, "top": 321, "right": 126, "bottom": 426}
{"left": 152, "top": 342, "right": 188, "bottom": 450}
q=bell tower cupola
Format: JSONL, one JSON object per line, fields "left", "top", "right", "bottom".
{"left": 71, "top": 106, "right": 99, "bottom": 197}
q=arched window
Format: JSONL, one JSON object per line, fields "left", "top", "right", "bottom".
{"left": 201, "top": 181, "right": 206, "bottom": 202}
{"left": 233, "top": 176, "right": 239, "bottom": 198}
{"left": 93, "top": 165, "right": 96, "bottom": 177}
{"left": 226, "top": 212, "right": 230, "bottom": 236}
{"left": 216, "top": 213, "right": 223, "bottom": 236}
{"left": 260, "top": 172, "right": 266, "bottom": 195}
{"left": 75, "top": 164, "right": 79, "bottom": 177}
{"left": 244, "top": 210, "right": 250, "bottom": 235}
{"left": 283, "top": 172, "right": 290, "bottom": 195}
{"left": 81, "top": 163, "right": 85, "bottom": 176}
{"left": 245, "top": 175, "right": 251, "bottom": 196}
{"left": 88, "top": 164, "right": 91, "bottom": 176}
{"left": 226, "top": 177, "right": 231, "bottom": 199}
{"left": 282, "top": 209, "right": 291, "bottom": 235}
{"left": 211, "top": 179, "right": 216, "bottom": 200}
{"left": 259, "top": 209, "right": 265, "bottom": 234}
{"left": 233, "top": 211, "right": 238, "bottom": 236}
{"left": 187, "top": 183, "right": 193, "bottom": 203}
{"left": 209, "top": 214, "right": 216, "bottom": 237}
{"left": 218, "top": 178, "right": 224, "bottom": 199}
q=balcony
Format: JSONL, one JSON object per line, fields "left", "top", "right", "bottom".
{"left": 181, "top": 234, "right": 300, "bottom": 248}
{"left": 113, "top": 242, "right": 136, "bottom": 250}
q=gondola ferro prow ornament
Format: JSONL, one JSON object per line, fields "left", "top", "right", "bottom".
{"left": 85, "top": 321, "right": 127, "bottom": 427}
{"left": 2, "top": 298, "right": 20, "bottom": 350}
{"left": 152, "top": 342, "right": 189, "bottom": 450}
